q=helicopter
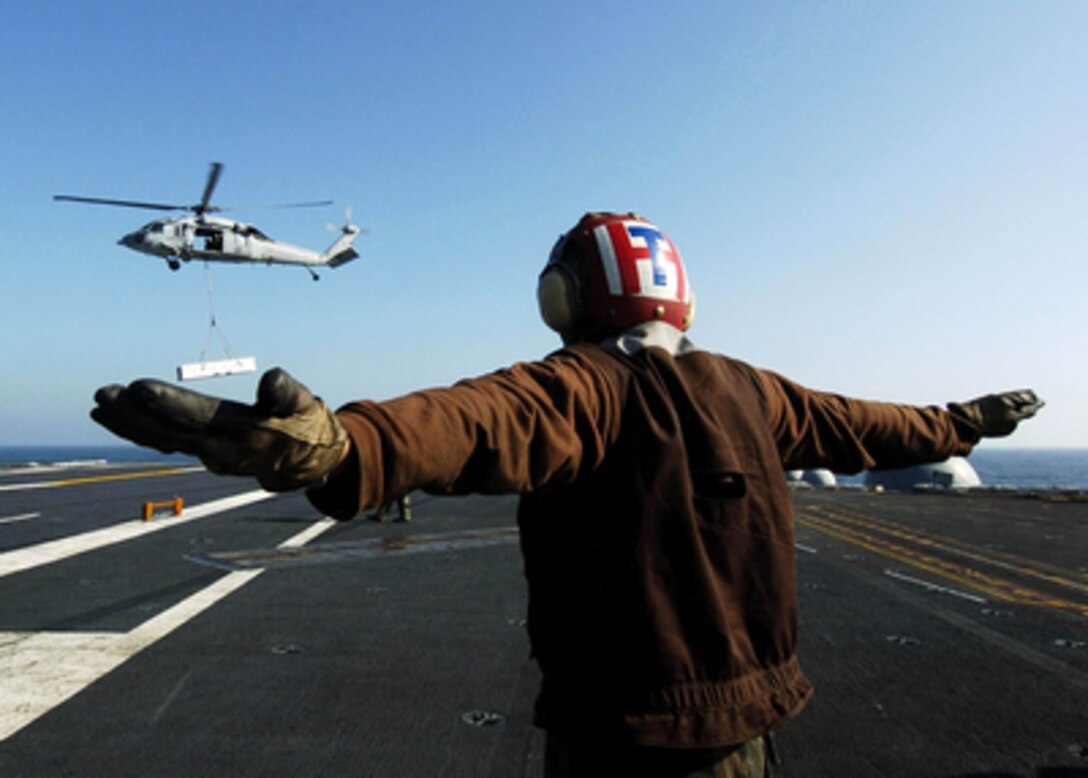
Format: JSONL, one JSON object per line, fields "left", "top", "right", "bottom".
{"left": 54, "top": 163, "right": 362, "bottom": 280}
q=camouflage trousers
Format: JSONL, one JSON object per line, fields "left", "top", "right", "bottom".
{"left": 544, "top": 733, "right": 771, "bottom": 778}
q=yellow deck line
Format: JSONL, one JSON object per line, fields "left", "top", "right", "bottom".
{"left": 797, "top": 511, "right": 1088, "bottom": 618}
{"left": 49, "top": 467, "right": 201, "bottom": 486}
{"left": 809, "top": 504, "right": 1088, "bottom": 591}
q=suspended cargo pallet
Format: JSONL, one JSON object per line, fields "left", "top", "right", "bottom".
{"left": 175, "top": 264, "right": 258, "bottom": 381}
{"left": 177, "top": 356, "right": 257, "bottom": 381}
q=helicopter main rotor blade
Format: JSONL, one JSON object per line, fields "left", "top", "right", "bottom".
{"left": 197, "top": 162, "right": 223, "bottom": 214}
{"left": 53, "top": 195, "right": 184, "bottom": 211}
{"left": 213, "top": 200, "right": 334, "bottom": 214}
{"left": 55, "top": 163, "right": 331, "bottom": 217}
{"left": 261, "top": 200, "right": 334, "bottom": 209}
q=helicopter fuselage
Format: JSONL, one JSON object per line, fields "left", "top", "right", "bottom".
{"left": 121, "top": 216, "right": 325, "bottom": 266}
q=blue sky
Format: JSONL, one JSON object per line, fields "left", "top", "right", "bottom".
{"left": 2, "top": 1, "right": 1085, "bottom": 448}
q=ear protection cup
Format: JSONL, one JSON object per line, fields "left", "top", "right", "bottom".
{"left": 537, "top": 266, "right": 581, "bottom": 337}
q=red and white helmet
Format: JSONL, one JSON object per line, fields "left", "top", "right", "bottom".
{"left": 537, "top": 212, "right": 694, "bottom": 342}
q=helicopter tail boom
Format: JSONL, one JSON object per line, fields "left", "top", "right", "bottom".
{"left": 320, "top": 206, "right": 363, "bottom": 268}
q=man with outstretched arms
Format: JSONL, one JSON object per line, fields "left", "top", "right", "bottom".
{"left": 93, "top": 212, "right": 1042, "bottom": 777}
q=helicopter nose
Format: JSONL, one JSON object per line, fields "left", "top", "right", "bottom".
{"left": 119, "top": 231, "right": 140, "bottom": 248}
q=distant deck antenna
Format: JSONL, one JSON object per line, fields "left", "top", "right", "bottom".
{"left": 176, "top": 264, "right": 257, "bottom": 381}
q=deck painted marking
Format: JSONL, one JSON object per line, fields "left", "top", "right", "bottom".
{"left": 883, "top": 568, "right": 988, "bottom": 604}
{"left": 187, "top": 525, "right": 521, "bottom": 571}
{"left": 0, "top": 467, "right": 203, "bottom": 493}
{"left": 797, "top": 508, "right": 1088, "bottom": 618}
{"left": 0, "top": 517, "right": 337, "bottom": 741}
{"left": 0, "top": 490, "right": 275, "bottom": 579}
{"left": 0, "top": 513, "right": 40, "bottom": 525}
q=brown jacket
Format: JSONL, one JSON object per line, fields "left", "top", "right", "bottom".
{"left": 308, "top": 325, "right": 979, "bottom": 748}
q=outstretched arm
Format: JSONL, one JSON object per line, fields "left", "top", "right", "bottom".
{"left": 742, "top": 366, "right": 1043, "bottom": 473}
{"left": 309, "top": 349, "right": 623, "bottom": 519}
{"left": 92, "top": 349, "right": 622, "bottom": 519}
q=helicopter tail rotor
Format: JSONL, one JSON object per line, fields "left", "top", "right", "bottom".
{"left": 326, "top": 204, "right": 365, "bottom": 236}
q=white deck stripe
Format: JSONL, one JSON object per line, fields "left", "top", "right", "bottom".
{"left": 0, "top": 491, "right": 275, "bottom": 579}
{"left": 883, "top": 568, "right": 989, "bottom": 604}
{"left": 0, "top": 517, "right": 337, "bottom": 741}
{"left": 0, "top": 513, "right": 40, "bottom": 525}
{"left": 0, "top": 481, "right": 59, "bottom": 492}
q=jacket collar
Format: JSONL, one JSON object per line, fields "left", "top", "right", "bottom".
{"left": 601, "top": 321, "right": 700, "bottom": 357}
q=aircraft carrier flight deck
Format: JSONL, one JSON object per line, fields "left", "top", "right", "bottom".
{"left": 1, "top": 463, "right": 1085, "bottom": 777}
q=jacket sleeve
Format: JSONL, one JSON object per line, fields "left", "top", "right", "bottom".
{"left": 738, "top": 364, "right": 982, "bottom": 474}
{"left": 307, "top": 347, "right": 623, "bottom": 519}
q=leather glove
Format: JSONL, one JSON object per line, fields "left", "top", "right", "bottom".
{"left": 947, "top": 389, "right": 1044, "bottom": 438}
{"left": 91, "top": 368, "right": 349, "bottom": 492}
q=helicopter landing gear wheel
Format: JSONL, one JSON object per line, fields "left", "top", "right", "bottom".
{"left": 168, "top": 259, "right": 181, "bottom": 271}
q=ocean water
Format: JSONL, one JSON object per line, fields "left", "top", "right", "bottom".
{"left": 1, "top": 445, "right": 1085, "bottom": 491}
{"left": 965, "top": 448, "right": 1087, "bottom": 490}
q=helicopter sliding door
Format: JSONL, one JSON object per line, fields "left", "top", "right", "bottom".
{"left": 196, "top": 225, "right": 223, "bottom": 253}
